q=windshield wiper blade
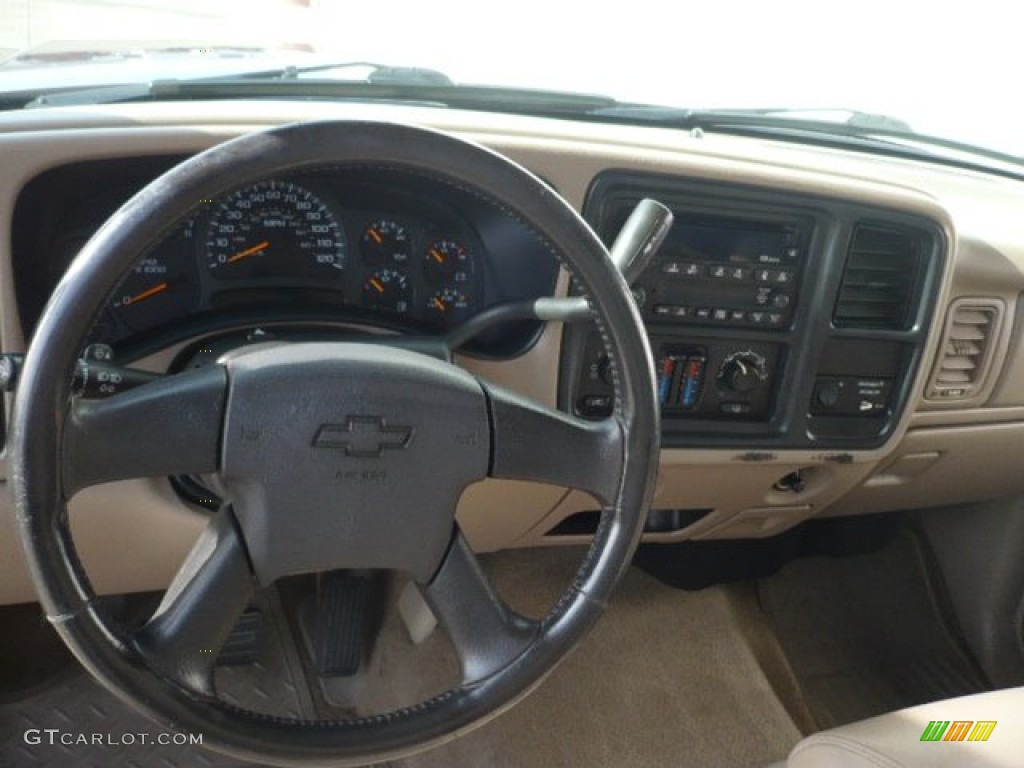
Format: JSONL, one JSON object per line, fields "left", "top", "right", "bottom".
{"left": 586, "top": 104, "right": 1024, "bottom": 178}
{"left": 22, "top": 75, "right": 620, "bottom": 115}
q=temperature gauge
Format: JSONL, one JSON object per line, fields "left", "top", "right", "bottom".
{"left": 361, "top": 219, "right": 411, "bottom": 265}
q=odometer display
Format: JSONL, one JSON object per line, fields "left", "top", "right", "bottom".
{"left": 205, "top": 180, "right": 346, "bottom": 280}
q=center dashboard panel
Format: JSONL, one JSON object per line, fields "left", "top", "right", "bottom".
{"left": 563, "top": 172, "right": 947, "bottom": 450}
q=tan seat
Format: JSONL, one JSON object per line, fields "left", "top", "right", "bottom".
{"left": 776, "top": 687, "right": 1024, "bottom": 767}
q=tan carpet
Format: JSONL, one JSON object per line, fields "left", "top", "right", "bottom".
{"left": 360, "top": 548, "right": 801, "bottom": 768}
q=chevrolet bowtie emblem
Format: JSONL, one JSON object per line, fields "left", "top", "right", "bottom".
{"left": 313, "top": 416, "right": 413, "bottom": 458}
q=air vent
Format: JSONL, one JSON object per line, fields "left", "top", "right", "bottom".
{"left": 928, "top": 300, "right": 1003, "bottom": 401}
{"left": 834, "top": 225, "right": 922, "bottom": 329}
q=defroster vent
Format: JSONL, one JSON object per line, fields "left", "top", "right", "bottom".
{"left": 928, "top": 299, "right": 1003, "bottom": 401}
{"left": 834, "top": 224, "right": 923, "bottom": 330}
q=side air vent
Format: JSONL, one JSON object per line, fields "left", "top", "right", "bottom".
{"left": 833, "top": 224, "right": 923, "bottom": 330}
{"left": 927, "top": 299, "right": 1003, "bottom": 401}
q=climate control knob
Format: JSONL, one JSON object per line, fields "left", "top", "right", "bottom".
{"left": 719, "top": 352, "right": 767, "bottom": 393}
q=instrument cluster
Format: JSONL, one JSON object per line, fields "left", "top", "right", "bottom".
{"left": 94, "top": 177, "right": 485, "bottom": 343}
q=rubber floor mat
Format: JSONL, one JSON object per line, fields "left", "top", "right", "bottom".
{"left": 757, "top": 528, "right": 989, "bottom": 730}
{"left": 0, "top": 598, "right": 312, "bottom": 767}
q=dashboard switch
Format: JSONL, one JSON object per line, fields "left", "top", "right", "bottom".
{"left": 578, "top": 394, "right": 613, "bottom": 418}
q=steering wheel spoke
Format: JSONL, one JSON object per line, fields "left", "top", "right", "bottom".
{"left": 133, "top": 508, "right": 256, "bottom": 695}
{"left": 61, "top": 366, "right": 227, "bottom": 498}
{"left": 483, "top": 382, "right": 625, "bottom": 506}
{"left": 420, "top": 531, "right": 539, "bottom": 685}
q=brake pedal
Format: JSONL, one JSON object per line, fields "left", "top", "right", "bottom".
{"left": 300, "top": 571, "right": 379, "bottom": 677}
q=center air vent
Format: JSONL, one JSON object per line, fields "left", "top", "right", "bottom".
{"left": 834, "top": 224, "right": 923, "bottom": 330}
{"left": 928, "top": 300, "right": 1003, "bottom": 401}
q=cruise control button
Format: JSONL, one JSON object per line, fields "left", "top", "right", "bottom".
{"left": 749, "top": 310, "right": 767, "bottom": 325}
{"left": 661, "top": 262, "right": 682, "bottom": 275}
{"left": 695, "top": 307, "right": 712, "bottom": 321}
{"left": 712, "top": 308, "right": 729, "bottom": 322}
{"left": 708, "top": 265, "right": 728, "bottom": 279}
{"left": 775, "top": 270, "right": 793, "bottom": 284}
{"left": 653, "top": 305, "right": 673, "bottom": 317}
{"left": 671, "top": 305, "right": 690, "bottom": 318}
{"left": 730, "top": 310, "right": 746, "bottom": 322}
{"left": 755, "top": 268, "right": 773, "bottom": 283}
{"left": 682, "top": 263, "right": 703, "bottom": 278}
{"left": 767, "top": 312, "right": 786, "bottom": 326}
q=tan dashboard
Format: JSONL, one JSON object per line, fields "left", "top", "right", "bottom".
{"left": 2, "top": 99, "right": 1024, "bottom": 605}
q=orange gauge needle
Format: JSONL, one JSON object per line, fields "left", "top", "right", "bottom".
{"left": 429, "top": 248, "right": 445, "bottom": 264}
{"left": 432, "top": 297, "right": 446, "bottom": 312}
{"left": 367, "top": 228, "right": 383, "bottom": 244}
{"left": 369, "top": 278, "right": 385, "bottom": 294}
{"left": 123, "top": 281, "right": 169, "bottom": 306}
{"left": 227, "top": 240, "right": 270, "bottom": 264}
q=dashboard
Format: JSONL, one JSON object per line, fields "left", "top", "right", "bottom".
{"left": 11, "top": 156, "right": 559, "bottom": 360}
{"left": 2, "top": 100, "right": 1024, "bottom": 605}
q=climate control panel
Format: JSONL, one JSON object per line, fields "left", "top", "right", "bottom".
{"left": 574, "top": 332, "right": 781, "bottom": 422}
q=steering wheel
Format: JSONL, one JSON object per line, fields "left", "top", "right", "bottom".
{"left": 9, "top": 121, "right": 659, "bottom": 766}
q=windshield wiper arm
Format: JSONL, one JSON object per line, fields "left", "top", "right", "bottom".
{"left": 232, "top": 60, "right": 456, "bottom": 86}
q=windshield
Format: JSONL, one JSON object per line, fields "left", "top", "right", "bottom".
{"left": 1, "top": 0, "right": 1021, "bottom": 163}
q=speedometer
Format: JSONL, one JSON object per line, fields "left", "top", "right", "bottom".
{"left": 204, "top": 180, "right": 346, "bottom": 280}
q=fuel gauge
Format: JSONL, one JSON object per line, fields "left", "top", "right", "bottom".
{"left": 362, "top": 268, "right": 412, "bottom": 314}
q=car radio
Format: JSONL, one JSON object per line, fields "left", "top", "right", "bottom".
{"left": 633, "top": 214, "right": 806, "bottom": 331}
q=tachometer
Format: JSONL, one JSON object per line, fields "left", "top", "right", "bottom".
{"left": 205, "top": 180, "right": 346, "bottom": 279}
{"left": 111, "top": 222, "right": 199, "bottom": 332}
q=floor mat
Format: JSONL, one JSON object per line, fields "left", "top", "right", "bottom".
{"left": 0, "top": 593, "right": 312, "bottom": 768}
{"left": 383, "top": 548, "right": 801, "bottom": 768}
{"left": 757, "top": 528, "right": 989, "bottom": 730}
{"left": 1, "top": 549, "right": 803, "bottom": 768}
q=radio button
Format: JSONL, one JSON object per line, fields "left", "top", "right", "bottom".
{"left": 755, "top": 268, "right": 773, "bottom": 283}
{"left": 712, "top": 308, "right": 730, "bottom": 322}
{"left": 653, "top": 304, "right": 674, "bottom": 318}
{"left": 728, "top": 267, "right": 751, "bottom": 281}
{"left": 749, "top": 310, "right": 768, "bottom": 325}
{"left": 661, "top": 261, "right": 683, "bottom": 275}
{"left": 682, "top": 263, "right": 702, "bottom": 278}
{"left": 730, "top": 310, "right": 746, "bottom": 322}
{"left": 671, "top": 306, "right": 691, "bottom": 318}
{"left": 775, "top": 270, "right": 794, "bottom": 284}
{"left": 708, "top": 265, "right": 729, "bottom": 279}
{"left": 695, "top": 308, "right": 712, "bottom": 321}
{"left": 767, "top": 312, "right": 787, "bottom": 327}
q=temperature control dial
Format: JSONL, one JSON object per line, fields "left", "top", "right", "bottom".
{"left": 718, "top": 351, "right": 767, "bottom": 393}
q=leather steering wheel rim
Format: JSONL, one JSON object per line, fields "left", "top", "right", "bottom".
{"left": 9, "top": 120, "right": 659, "bottom": 766}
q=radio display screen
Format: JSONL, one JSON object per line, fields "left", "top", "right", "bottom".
{"left": 668, "top": 217, "right": 796, "bottom": 265}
